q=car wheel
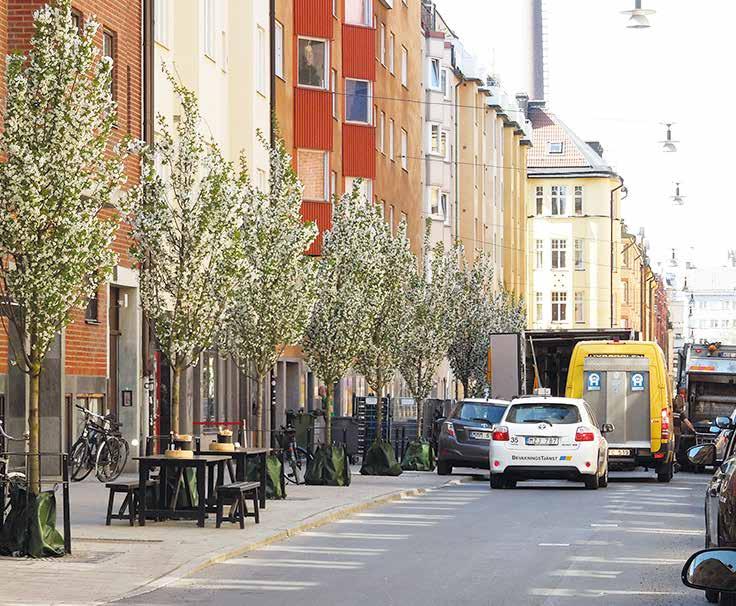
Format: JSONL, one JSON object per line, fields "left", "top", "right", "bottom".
{"left": 490, "top": 474, "right": 505, "bottom": 489}
{"left": 706, "top": 590, "right": 719, "bottom": 603}
{"left": 657, "top": 462, "right": 673, "bottom": 483}
{"left": 505, "top": 479, "right": 517, "bottom": 489}
{"left": 437, "top": 460, "right": 452, "bottom": 476}
{"left": 584, "top": 473, "right": 599, "bottom": 490}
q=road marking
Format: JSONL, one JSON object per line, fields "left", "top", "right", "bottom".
{"left": 224, "top": 558, "right": 364, "bottom": 570}
{"left": 335, "top": 519, "right": 437, "bottom": 526}
{"left": 550, "top": 569, "right": 622, "bottom": 579}
{"left": 538, "top": 543, "right": 570, "bottom": 547}
{"left": 356, "top": 512, "right": 453, "bottom": 520}
{"left": 529, "top": 588, "right": 686, "bottom": 597}
{"left": 606, "top": 510, "right": 699, "bottom": 518}
{"left": 623, "top": 527, "right": 703, "bottom": 536}
{"left": 176, "top": 578, "right": 320, "bottom": 591}
{"left": 393, "top": 505, "right": 456, "bottom": 510}
{"left": 569, "top": 555, "right": 683, "bottom": 565}
{"left": 263, "top": 545, "right": 386, "bottom": 556}
{"left": 301, "top": 531, "right": 409, "bottom": 540}
{"left": 591, "top": 523, "right": 618, "bottom": 527}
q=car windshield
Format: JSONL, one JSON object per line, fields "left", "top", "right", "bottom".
{"left": 453, "top": 402, "right": 506, "bottom": 424}
{"left": 506, "top": 403, "right": 581, "bottom": 425}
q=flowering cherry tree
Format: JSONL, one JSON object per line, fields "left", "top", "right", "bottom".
{"left": 0, "top": 1, "right": 129, "bottom": 492}
{"left": 220, "top": 134, "right": 317, "bottom": 447}
{"left": 129, "top": 73, "right": 243, "bottom": 435}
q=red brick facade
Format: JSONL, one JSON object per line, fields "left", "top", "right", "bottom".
{"left": 2, "top": 0, "right": 142, "bottom": 379}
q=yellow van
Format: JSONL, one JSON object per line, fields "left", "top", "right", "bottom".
{"left": 565, "top": 340, "right": 674, "bottom": 482}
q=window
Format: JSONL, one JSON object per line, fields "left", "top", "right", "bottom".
{"left": 429, "top": 58, "right": 441, "bottom": 90}
{"left": 298, "top": 38, "right": 329, "bottom": 89}
{"left": 333, "top": 0, "right": 337, "bottom": 16}
{"left": 507, "top": 403, "right": 580, "bottom": 425}
{"left": 257, "top": 169, "right": 267, "bottom": 191}
{"left": 429, "top": 188, "right": 440, "bottom": 215}
{"left": 274, "top": 21, "right": 284, "bottom": 79}
{"left": 535, "top": 239, "right": 544, "bottom": 269}
{"left": 548, "top": 141, "right": 563, "bottom": 154}
{"left": 401, "top": 129, "right": 408, "bottom": 170}
{"left": 574, "top": 239, "right": 584, "bottom": 270}
{"left": 400, "top": 46, "right": 408, "bottom": 86}
{"left": 429, "top": 124, "right": 441, "bottom": 155}
{"left": 440, "top": 192, "right": 448, "bottom": 220}
{"left": 389, "top": 205, "right": 395, "bottom": 233}
{"left": 154, "top": 0, "right": 168, "bottom": 45}
{"left": 551, "top": 185, "right": 567, "bottom": 215}
{"left": 345, "top": 79, "right": 371, "bottom": 123}
{"left": 535, "top": 186, "right": 543, "bottom": 215}
{"left": 558, "top": 185, "right": 568, "bottom": 214}
{"left": 331, "top": 171, "right": 337, "bottom": 199}
{"left": 388, "top": 33, "right": 395, "bottom": 74}
{"left": 440, "top": 131, "right": 449, "bottom": 159}
{"left": 575, "top": 292, "right": 584, "bottom": 323}
{"left": 297, "top": 150, "right": 328, "bottom": 201}
{"left": 85, "top": 290, "right": 99, "bottom": 323}
{"left": 389, "top": 119, "right": 395, "bottom": 161}
{"left": 256, "top": 27, "right": 267, "bottom": 94}
{"left": 623, "top": 280, "right": 630, "bottom": 304}
{"left": 551, "top": 239, "right": 567, "bottom": 269}
{"left": 331, "top": 69, "right": 337, "bottom": 118}
{"left": 103, "top": 30, "right": 116, "bottom": 100}
{"left": 623, "top": 244, "right": 630, "bottom": 267}
{"left": 574, "top": 185, "right": 583, "bottom": 215}
{"left": 552, "top": 292, "right": 567, "bottom": 322}
{"left": 221, "top": 29, "right": 228, "bottom": 71}
{"left": 535, "top": 292, "right": 543, "bottom": 321}
{"left": 203, "top": 0, "right": 215, "bottom": 59}
{"left": 345, "top": 177, "right": 372, "bottom": 201}
{"left": 71, "top": 9, "right": 82, "bottom": 33}
{"left": 379, "top": 111, "right": 385, "bottom": 153}
{"left": 440, "top": 68, "right": 448, "bottom": 97}
{"left": 379, "top": 24, "right": 385, "bottom": 64}
{"left": 345, "top": 0, "right": 371, "bottom": 26}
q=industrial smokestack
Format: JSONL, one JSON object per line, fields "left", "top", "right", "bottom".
{"left": 528, "top": 0, "right": 545, "bottom": 101}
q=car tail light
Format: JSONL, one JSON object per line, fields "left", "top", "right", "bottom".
{"left": 575, "top": 426, "right": 595, "bottom": 442}
{"left": 660, "top": 409, "right": 670, "bottom": 441}
{"left": 492, "top": 426, "right": 509, "bottom": 441}
{"left": 445, "top": 422, "right": 456, "bottom": 438}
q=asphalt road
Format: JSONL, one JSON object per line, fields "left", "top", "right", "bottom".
{"left": 121, "top": 470, "right": 710, "bottom": 606}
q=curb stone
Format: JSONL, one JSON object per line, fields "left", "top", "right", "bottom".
{"left": 110, "top": 475, "right": 476, "bottom": 603}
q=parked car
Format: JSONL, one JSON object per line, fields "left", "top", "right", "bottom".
{"left": 436, "top": 399, "right": 509, "bottom": 475}
{"left": 489, "top": 396, "right": 612, "bottom": 490}
{"left": 682, "top": 548, "right": 736, "bottom": 606}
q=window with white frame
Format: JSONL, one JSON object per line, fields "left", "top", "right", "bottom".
{"left": 535, "top": 185, "right": 543, "bottom": 215}
{"left": 331, "top": 69, "right": 337, "bottom": 117}
{"left": 400, "top": 46, "right": 408, "bottom": 86}
{"left": 154, "top": 0, "right": 169, "bottom": 46}
{"left": 389, "top": 205, "right": 395, "bottom": 234}
{"left": 298, "top": 38, "right": 329, "bottom": 89}
{"left": 257, "top": 169, "right": 267, "bottom": 191}
{"left": 379, "top": 111, "right": 385, "bottom": 153}
{"left": 429, "top": 124, "right": 441, "bottom": 155}
{"left": 440, "top": 130, "right": 449, "bottom": 159}
{"left": 429, "top": 187, "right": 441, "bottom": 215}
{"left": 574, "top": 239, "right": 584, "bottom": 270}
{"left": 331, "top": 171, "right": 337, "bottom": 199}
{"left": 440, "top": 192, "right": 448, "bottom": 220}
{"left": 379, "top": 23, "right": 385, "bottom": 64}
{"left": 548, "top": 141, "right": 563, "bottom": 154}
{"left": 559, "top": 185, "right": 568, "bottom": 214}
{"left": 345, "top": 79, "right": 371, "bottom": 124}
{"left": 551, "top": 185, "right": 568, "bottom": 215}
{"left": 345, "top": 177, "right": 372, "bottom": 201}
{"left": 389, "top": 119, "right": 395, "bottom": 161}
{"left": 345, "top": 0, "right": 371, "bottom": 26}
{"left": 401, "top": 129, "right": 408, "bottom": 170}
{"left": 535, "top": 292, "right": 543, "bottom": 321}
{"left": 552, "top": 292, "right": 567, "bottom": 322}
{"left": 623, "top": 280, "right": 630, "bottom": 304}
{"left": 440, "top": 68, "right": 448, "bottom": 97}
{"left": 574, "top": 185, "right": 583, "bottom": 215}
{"left": 574, "top": 292, "right": 584, "bottom": 323}
{"left": 256, "top": 26, "right": 267, "bottom": 94}
{"left": 297, "top": 150, "right": 328, "bottom": 201}
{"left": 203, "top": 0, "right": 216, "bottom": 59}
{"left": 551, "top": 239, "right": 567, "bottom": 269}
{"left": 388, "top": 33, "right": 395, "bottom": 74}
{"left": 535, "top": 239, "right": 544, "bottom": 269}
{"left": 429, "top": 58, "right": 441, "bottom": 90}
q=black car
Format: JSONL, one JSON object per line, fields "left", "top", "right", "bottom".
{"left": 436, "top": 399, "right": 509, "bottom": 475}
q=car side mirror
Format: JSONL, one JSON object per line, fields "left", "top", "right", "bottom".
{"left": 601, "top": 423, "right": 615, "bottom": 434}
{"left": 711, "top": 425, "right": 722, "bottom": 434}
{"left": 688, "top": 443, "right": 716, "bottom": 466}
{"left": 716, "top": 416, "right": 733, "bottom": 430}
{"left": 682, "top": 548, "right": 736, "bottom": 592}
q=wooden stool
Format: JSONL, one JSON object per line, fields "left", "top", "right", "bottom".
{"left": 106, "top": 480, "right": 157, "bottom": 526}
{"left": 216, "top": 481, "right": 260, "bottom": 529}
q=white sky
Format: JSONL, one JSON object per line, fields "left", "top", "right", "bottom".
{"left": 434, "top": 0, "right": 730, "bottom": 269}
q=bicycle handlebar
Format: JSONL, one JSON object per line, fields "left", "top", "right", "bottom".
{"left": 0, "top": 419, "right": 28, "bottom": 442}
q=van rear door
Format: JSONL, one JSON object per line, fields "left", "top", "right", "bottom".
{"left": 582, "top": 356, "right": 651, "bottom": 449}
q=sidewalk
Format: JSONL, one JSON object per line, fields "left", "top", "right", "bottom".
{"left": 0, "top": 467, "right": 478, "bottom": 605}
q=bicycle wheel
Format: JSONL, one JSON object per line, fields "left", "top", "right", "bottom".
{"left": 285, "top": 447, "right": 312, "bottom": 485}
{"left": 70, "top": 440, "right": 93, "bottom": 481}
{"left": 95, "top": 436, "right": 129, "bottom": 482}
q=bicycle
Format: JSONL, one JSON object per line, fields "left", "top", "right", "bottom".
{"left": 0, "top": 420, "right": 28, "bottom": 522}
{"left": 70, "top": 405, "right": 129, "bottom": 483}
{"left": 276, "top": 423, "right": 311, "bottom": 485}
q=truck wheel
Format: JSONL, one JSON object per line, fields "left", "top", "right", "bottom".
{"left": 705, "top": 590, "right": 719, "bottom": 603}
{"left": 584, "top": 474, "right": 599, "bottom": 490}
{"left": 437, "top": 460, "right": 452, "bottom": 476}
{"left": 657, "top": 463, "right": 673, "bottom": 483}
{"left": 490, "top": 474, "right": 505, "bottom": 489}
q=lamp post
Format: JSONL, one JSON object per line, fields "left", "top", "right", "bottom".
{"left": 610, "top": 179, "right": 627, "bottom": 328}
{"left": 622, "top": 0, "right": 656, "bottom": 28}
{"left": 660, "top": 122, "right": 678, "bottom": 152}
{"left": 672, "top": 182, "right": 685, "bottom": 206}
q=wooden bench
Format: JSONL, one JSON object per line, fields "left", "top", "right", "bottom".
{"left": 106, "top": 480, "right": 158, "bottom": 526}
{"left": 216, "top": 481, "right": 260, "bottom": 529}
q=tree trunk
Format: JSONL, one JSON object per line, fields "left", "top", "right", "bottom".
{"left": 28, "top": 364, "right": 41, "bottom": 495}
{"left": 171, "top": 364, "right": 181, "bottom": 435}
{"left": 325, "top": 383, "right": 334, "bottom": 445}
{"left": 255, "top": 374, "right": 263, "bottom": 448}
{"left": 374, "top": 367, "right": 383, "bottom": 443}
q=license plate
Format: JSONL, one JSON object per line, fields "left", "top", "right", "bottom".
{"left": 470, "top": 431, "right": 491, "bottom": 440}
{"left": 609, "top": 449, "right": 631, "bottom": 457}
{"left": 525, "top": 436, "right": 559, "bottom": 446}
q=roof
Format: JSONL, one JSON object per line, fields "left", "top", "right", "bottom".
{"left": 527, "top": 104, "right": 616, "bottom": 178}
{"left": 458, "top": 398, "right": 510, "bottom": 405}
{"left": 510, "top": 396, "right": 585, "bottom": 405}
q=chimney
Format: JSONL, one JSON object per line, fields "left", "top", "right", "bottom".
{"left": 586, "top": 141, "right": 604, "bottom": 157}
{"left": 527, "top": 0, "right": 545, "bottom": 101}
{"left": 516, "top": 93, "right": 529, "bottom": 119}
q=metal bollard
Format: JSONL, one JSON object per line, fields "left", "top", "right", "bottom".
{"left": 401, "top": 427, "right": 406, "bottom": 459}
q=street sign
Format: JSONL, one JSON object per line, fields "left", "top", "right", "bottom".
{"left": 631, "top": 372, "right": 645, "bottom": 392}
{"left": 587, "top": 372, "right": 601, "bottom": 392}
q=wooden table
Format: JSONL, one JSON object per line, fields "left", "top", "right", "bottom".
{"left": 195, "top": 447, "right": 279, "bottom": 510}
{"left": 134, "top": 454, "right": 231, "bottom": 527}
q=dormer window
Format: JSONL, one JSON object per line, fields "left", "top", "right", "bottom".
{"left": 548, "top": 141, "right": 564, "bottom": 154}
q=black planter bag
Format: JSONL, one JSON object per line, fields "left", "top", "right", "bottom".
{"left": 305, "top": 445, "right": 351, "bottom": 486}
{"left": 0, "top": 487, "right": 64, "bottom": 557}
{"left": 360, "top": 440, "right": 403, "bottom": 476}
{"left": 400, "top": 438, "right": 436, "bottom": 472}
{"left": 246, "top": 454, "right": 286, "bottom": 499}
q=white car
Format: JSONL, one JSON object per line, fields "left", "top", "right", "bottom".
{"left": 489, "top": 396, "right": 612, "bottom": 490}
